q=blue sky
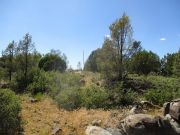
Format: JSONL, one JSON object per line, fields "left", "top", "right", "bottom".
{"left": 0, "top": 0, "right": 180, "bottom": 69}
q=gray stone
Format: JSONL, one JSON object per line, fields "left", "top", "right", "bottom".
{"left": 29, "top": 97, "right": 38, "bottom": 103}
{"left": 85, "top": 126, "right": 112, "bottom": 135}
{"left": 51, "top": 127, "right": 62, "bottom": 135}
{"left": 169, "top": 99, "right": 180, "bottom": 122}
{"left": 106, "top": 128, "right": 123, "bottom": 135}
{"left": 122, "top": 113, "right": 179, "bottom": 135}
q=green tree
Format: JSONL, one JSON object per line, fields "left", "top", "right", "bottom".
{"left": 39, "top": 50, "right": 67, "bottom": 72}
{"left": 16, "top": 33, "right": 35, "bottom": 87}
{"left": 173, "top": 51, "right": 180, "bottom": 77}
{"left": 131, "top": 50, "right": 161, "bottom": 75}
{"left": 126, "top": 40, "right": 142, "bottom": 58}
{"left": 0, "top": 51, "right": 7, "bottom": 80}
{"left": 3, "top": 41, "right": 16, "bottom": 81}
{"left": 109, "top": 13, "right": 133, "bottom": 79}
{"left": 12, "top": 33, "right": 36, "bottom": 91}
{"left": 125, "top": 40, "right": 142, "bottom": 73}
{"left": 161, "top": 53, "right": 176, "bottom": 76}
{"left": 96, "top": 38, "right": 117, "bottom": 79}
{"left": 84, "top": 49, "right": 100, "bottom": 72}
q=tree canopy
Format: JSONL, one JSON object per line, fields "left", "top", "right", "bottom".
{"left": 39, "top": 50, "right": 67, "bottom": 72}
{"left": 130, "top": 50, "right": 161, "bottom": 75}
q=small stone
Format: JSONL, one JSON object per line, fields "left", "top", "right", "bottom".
{"left": 91, "top": 119, "right": 102, "bottom": 126}
{"left": 29, "top": 97, "right": 38, "bottom": 103}
{"left": 51, "top": 127, "right": 62, "bottom": 135}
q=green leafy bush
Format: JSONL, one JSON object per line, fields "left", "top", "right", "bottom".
{"left": 80, "top": 85, "right": 109, "bottom": 109}
{"left": 33, "top": 92, "right": 43, "bottom": 101}
{"left": 46, "top": 71, "right": 81, "bottom": 98}
{"left": 0, "top": 89, "right": 21, "bottom": 134}
{"left": 109, "top": 82, "right": 138, "bottom": 106}
{"left": 145, "top": 89, "right": 174, "bottom": 106}
{"left": 130, "top": 75, "right": 180, "bottom": 105}
{"left": 55, "top": 85, "right": 109, "bottom": 110}
{"left": 55, "top": 88, "right": 81, "bottom": 110}
{"left": 27, "top": 68, "right": 47, "bottom": 95}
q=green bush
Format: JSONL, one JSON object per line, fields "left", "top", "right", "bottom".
{"left": 130, "top": 75, "right": 180, "bottom": 105}
{"left": 0, "top": 89, "right": 21, "bottom": 134}
{"left": 55, "top": 88, "right": 81, "bottom": 110}
{"left": 145, "top": 89, "right": 174, "bottom": 106}
{"left": 46, "top": 71, "right": 81, "bottom": 98}
{"left": 27, "top": 68, "right": 47, "bottom": 95}
{"left": 80, "top": 85, "right": 109, "bottom": 109}
{"left": 33, "top": 92, "right": 43, "bottom": 101}
{"left": 109, "top": 82, "right": 138, "bottom": 106}
{"left": 10, "top": 71, "right": 27, "bottom": 92}
{"left": 55, "top": 85, "right": 109, "bottom": 110}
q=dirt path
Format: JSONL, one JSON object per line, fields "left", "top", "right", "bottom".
{"left": 21, "top": 95, "right": 122, "bottom": 135}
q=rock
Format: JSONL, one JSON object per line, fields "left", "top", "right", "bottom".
{"left": 79, "top": 79, "right": 86, "bottom": 85}
{"left": 106, "top": 128, "right": 123, "bottom": 135}
{"left": 128, "top": 105, "right": 143, "bottom": 115}
{"left": 163, "top": 102, "right": 170, "bottom": 116}
{"left": 169, "top": 99, "right": 180, "bottom": 122}
{"left": 140, "top": 101, "right": 161, "bottom": 109}
{"left": 0, "top": 83, "right": 9, "bottom": 88}
{"left": 122, "top": 114, "right": 178, "bottom": 135}
{"left": 165, "top": 114, "right": 180, "bottom": 134}
{"left": 29, "top": 97, "right": 38, "bottom": 103}
{"left": 85, "top": 126, "right": 112, "bottom": 135}
{"left": 163, "top": 99, "right": 180, "bottom": 123}
{"left": 91, "top": 119, "right": 102, "bottom": 126}
{"left": 51, "top": 127, "right": 62, "bottom": 135}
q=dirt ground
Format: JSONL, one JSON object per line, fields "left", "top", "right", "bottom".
{"left": 21, "top": 95, "right": 125, "bottom": 135}
{"left": 20, "top": 95, "right": 162, "bottom": 135}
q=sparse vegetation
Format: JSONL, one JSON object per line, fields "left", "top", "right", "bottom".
{"left": 0, "top": 11, "right": 179, "bottom": 135}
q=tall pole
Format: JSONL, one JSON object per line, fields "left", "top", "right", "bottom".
{"left": 83, "top": 50, "right": 84, "bottom": 70}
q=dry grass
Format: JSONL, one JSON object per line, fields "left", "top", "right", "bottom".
{"left": 21, "top": 94, "right": 162, "bottom": 135}
{"left": 21, "top": 95, "right": 125, "bottom": 135}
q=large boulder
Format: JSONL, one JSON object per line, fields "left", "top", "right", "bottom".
{"left": 170, "top": 99, "right": 180, "bottom": 122}
{"left": 122, "top": 114, "right": 178, "bottom": 135}
{"left": 163, "top": 99, "right": 180, "bottom": 123}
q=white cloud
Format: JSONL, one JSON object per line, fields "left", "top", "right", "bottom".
{"left": 105, "top": 34, "right": 110, "bottom": 38}
{"left": 160, "top": 38, "right": 166, "bottom": 41}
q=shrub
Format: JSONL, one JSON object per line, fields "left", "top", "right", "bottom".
{"left": 46, "top": 71, "right": 81, "bottom": 98}
{"left": 109, "top": 82, "right": 138, "bottom": 106}
{"left": 55, "top": 85, "right": 109, "bottom": 110}
{"left": 27, "top": 68, "right": 47, "bottom": 95}
{"left": 33, "top": 92, "right": 43, "bottom": 101}
{"left": 55, "top": 88, "right": 81, "bottom": 110}
{"left": 0, "top": 89, "right": 21, "bottom": 134}
{"left": 80, "top": 85, "right": 109, "bottom": 109}
{"left": 10, "top": 71, "right": 27, "bottom": 92}
{"left": 145, "top": 89, "right": 174, "bottom": 106}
